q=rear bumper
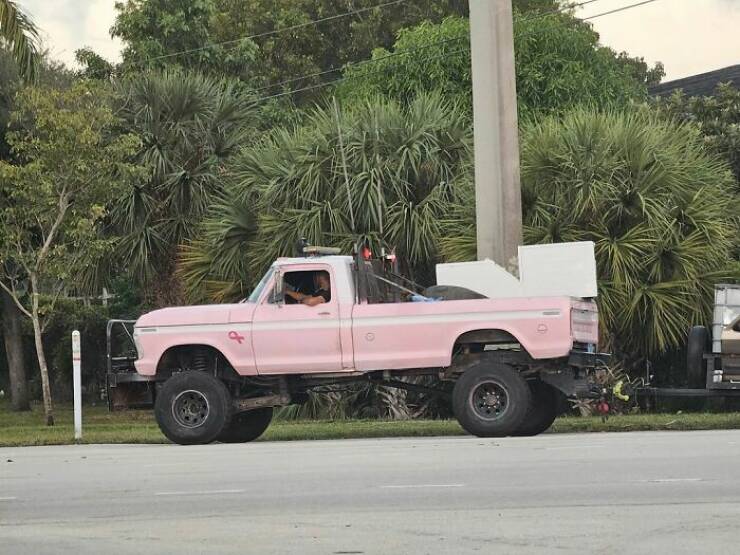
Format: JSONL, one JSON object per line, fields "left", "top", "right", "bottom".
{"left": 568, "top": 350, "right": 610, "bottom": 369}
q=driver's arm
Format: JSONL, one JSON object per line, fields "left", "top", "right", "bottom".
{"left": 284, "top": 290, "right": 326, "bottom": 306}
{"left": 285, "top": 289, "right": 304, "bottom": 301}
{"left": 302, "top": 295, "right": 326, "bottom": 307}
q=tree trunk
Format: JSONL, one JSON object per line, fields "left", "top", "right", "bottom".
{"left": 1, "top": 287, "right": 30, "bottom": 411}
{"left": 30, "top": 276, "right": 54, "bottom": 426}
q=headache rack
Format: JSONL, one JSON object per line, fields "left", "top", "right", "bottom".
{"left": 352, "top": 241, "right": 425, "bottom": 304}
{"left": 105, "top": 319, "right": 155, "bottom": 410}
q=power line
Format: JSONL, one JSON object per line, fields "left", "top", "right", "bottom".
{"left": 255, "top": 0, "right": 607, "bottom": 95}
{"left": 583, "top": 0, "right": 660, "bottom": 21}
{"left": 254, "top": 36, "right": 467, "bottom": 94}
{"left": 137, "top": 0, "right": 409, "bottom": 66}
{"left": 517, "top": 0, "right": 606, "bottom": 24}
{"left": 132, "top": 0, "right": 602, "bottom": 73}
{"left": 252, "top": 0, "right": 630, "bottom": 103}
{"left": 254, "top": 47, "right": 471, "bottom": 104}
{"left": 128, "top": 0, "right": 656, "bottom": 104}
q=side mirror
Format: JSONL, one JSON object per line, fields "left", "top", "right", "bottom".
{"left": 272, "top": 273, "right": 284, "bottom": 305}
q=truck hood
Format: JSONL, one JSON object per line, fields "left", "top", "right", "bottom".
{"left": 135, "top": 304, "right": 234, "bottom": 328}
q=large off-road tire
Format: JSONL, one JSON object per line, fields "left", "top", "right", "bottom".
{"left": 687, "top": 325, "right": 709, "bottom": 388}
{"left": 217, "top": 408, "right": 273, "bottom": 443}
{"left": 154, "top": 371, "right": 232, "bottom": 445}
{"left": 452, "top": 362, "right": 531, "bottom": 437}
{"left": 513, "top": 380, "right": 560, "bottom": 436}
{"left": 423, "top": 285, "right": 487, "bottom": 301}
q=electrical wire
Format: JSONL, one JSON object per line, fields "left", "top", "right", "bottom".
{"left": 253, "top": 0, "right": 659, "bottom": 104}
{"left": 254, "top": 47, "right": 470, "bottom": 104}
{"left": 252, "top": 1, "right": 612, "bottom": 94}
{"left": 133, "top": 0, "right": 409, "bottom": 67}
{"left": 122, "top": 0, "right": 659, "bottom": 104}
{"left": 128, "top": 0, "right": 602, "bottom": 74}
{"left": 253, "top": 35, "right": 467, "bottom": 93}
{"left": 583, "top": 0, "right": 660, "bottom": 21}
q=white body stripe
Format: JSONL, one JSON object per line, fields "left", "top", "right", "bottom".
{"left": 136, "top": 309, "right": 562, "bottom": 334}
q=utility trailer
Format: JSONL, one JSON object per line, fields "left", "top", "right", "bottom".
{"left": 634, "top": 284, "right": 740, "bottom": 401}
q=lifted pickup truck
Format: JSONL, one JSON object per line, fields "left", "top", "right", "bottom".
{"left": 113, "top": 245, "right": 607, "bottom": 444}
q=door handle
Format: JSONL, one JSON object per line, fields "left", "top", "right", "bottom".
{"left": 318, "top": 312, "right": 331, "bottom": 316}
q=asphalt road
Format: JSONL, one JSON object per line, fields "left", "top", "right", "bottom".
{"left": 2, "top": 430, "right": 740, "bottom": 554}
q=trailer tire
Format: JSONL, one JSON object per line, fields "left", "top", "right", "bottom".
{"left": 452, "top": 362, "right": 531, "bottom": 437}
{"left": 217, "top": 408, "right": 273, "bottom": 443}
{"left": 155, "top": 371, "right": 232, "bottom": 445}
{"left": 687, "top": 325, "right": 709, "bottom": 388}
{"left": 513, "top": 381, "right": 560, "bottom": 436}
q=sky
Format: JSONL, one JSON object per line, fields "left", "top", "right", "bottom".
{"left": 19, "top": 0, "right": 740, "bottom": 82}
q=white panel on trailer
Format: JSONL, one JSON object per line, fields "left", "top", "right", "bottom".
{"left": 518, "top": 241, "right": 598, "bottom": 299}
{"left": 713, "top": 284, "right": 740, "bottom": 353}
{"left": 435, "top": 241, "right": 598, "bottom": 300}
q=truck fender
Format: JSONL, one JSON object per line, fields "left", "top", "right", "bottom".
{"left": 155, "top": 343, "right": 238, "bottom": 377}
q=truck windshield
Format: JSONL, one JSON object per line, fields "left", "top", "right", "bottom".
{"left": 244, "top": 267, "right": 274, "bottom": 303}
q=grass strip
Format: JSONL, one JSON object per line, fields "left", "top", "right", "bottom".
{"left": 3, "top": 402, "right": 740, "bottom": 447}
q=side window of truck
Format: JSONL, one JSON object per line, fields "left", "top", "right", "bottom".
{"left": 268, "top": 269, "right": 332, "bottom": 305}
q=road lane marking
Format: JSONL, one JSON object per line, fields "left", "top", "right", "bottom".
{"left": 645, "top": 478, "right": 704, "bottom": 483}
{"left": 380, "top": 484, "right": 464, "bottom": 489}
{"left": 541, "top": 445, "right": 609, "bottom": 451}
{"left": 155, "top": 489, "right": 245, "bottom": 496}
{"left": 0, "top": 497, "right": 18, "bottom": 501}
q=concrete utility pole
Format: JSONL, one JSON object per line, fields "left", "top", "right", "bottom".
{"left": 469, "top": 0, "right": 522, "bottom": 268}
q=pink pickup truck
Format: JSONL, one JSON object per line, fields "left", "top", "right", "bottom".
{"left": 123, "top": 249, "right": 605, "bottom": 444}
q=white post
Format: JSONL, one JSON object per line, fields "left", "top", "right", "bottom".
{"left": 469, "top": 0, "right": 522, "bottom": 267}
{"left": 72, "top": 330, "right": 82, "bottom": 440}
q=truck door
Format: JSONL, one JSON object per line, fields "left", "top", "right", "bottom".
{"left": 251, "top": 264, "right": 343, "bottom": 374}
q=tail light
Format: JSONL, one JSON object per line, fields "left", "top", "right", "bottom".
{"left": 571, "top": 302, "right": 599, "bottom": 347}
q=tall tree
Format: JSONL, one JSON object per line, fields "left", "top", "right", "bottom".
{"left": 109, "top": 0, "right": 554, "bottom": 100}
{"left": 655, "top": 83, "right": 740, "bottom": 188}
{"left": 1, "top": 287, "right": 27, "bottom": 410}
{"left": 0, "top": 83, "right": 141, "bottom": 425}
{"left": 0, "top": 0, "right": 40, "bottom": 82}
{"left": 179, "top": 92, "right": 472, "bottom": 301}
{"left": 111, "top": 0, "right": 258, "bottom": 81}
{"left": 109, "top": 69, "right": 257, "bottom": 305}
{"left": 0, "top": 48, "right": 27, "bottom": 410}
{"left": 340, "top": 14, "right": 663, "bottom": 118}
{"left": 0, "top": 51, "right": 74, "bottom": 412}
{"left": 211, "top": 0, "right": 559, "bottom": 90}
{"left": 210, "top": 0, "right": 467, "bottom": 91}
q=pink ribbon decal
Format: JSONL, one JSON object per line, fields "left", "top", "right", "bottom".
{"left": 228, "top": 331, "right": 245, "bottom": 344}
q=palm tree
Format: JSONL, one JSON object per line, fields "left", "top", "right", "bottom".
{"left": 110, "top": 69, "right": 257, "bottom": 304}
{"left": 179, "top": 93, "right": 470, "bottom": 419}
{"left": 0, "top": 0, "right": 40, "bottom": 82}
{"left": 441, "top": 108, "right": 739, "bottom": 365}
{"left": 180, "top": 92, "right": 472, "bottom": 302}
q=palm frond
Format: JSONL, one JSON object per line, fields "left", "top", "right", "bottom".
{"left": 0, "top": 0, "right": 40, "bottom": 82}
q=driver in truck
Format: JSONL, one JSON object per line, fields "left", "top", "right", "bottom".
{"left": 284, "top": 271, "right": 331, "bottom": 306}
